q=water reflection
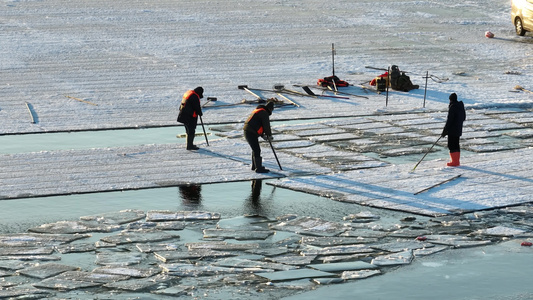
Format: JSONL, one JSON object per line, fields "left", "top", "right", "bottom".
{"left": 246, "top": 179, "right": 264, "bottom": 214}
{"left": 179, "top": 184, "right": 202, "bottom": 207}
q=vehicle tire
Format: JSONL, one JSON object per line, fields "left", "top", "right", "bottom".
{"left": 515, "top": 18, "right": 526, "bottom": 36}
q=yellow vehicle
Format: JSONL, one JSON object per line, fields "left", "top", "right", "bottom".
{"left": 512, "top": 0, "right": 533, "bottom": 36}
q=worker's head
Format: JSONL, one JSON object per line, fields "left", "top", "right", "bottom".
{"left": 449, "top": 93, "right": 457, "bottom": 102}
{"left": 266, "top": 101, "right": 275, "bottom": 113}
{"left": 194, "top": 86, "right": 204, "bottom": 98}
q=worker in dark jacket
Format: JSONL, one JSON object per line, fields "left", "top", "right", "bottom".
{"left": 177, "top": 87, "right": 203, "bottom": 150}
{"left": 441, "top": 93, "right": 466, "bottom": 166}
{"left": 243, "top": 101, "right": 274, "bottom": 173}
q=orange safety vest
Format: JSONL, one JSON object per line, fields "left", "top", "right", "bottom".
{"left": 246, "top": 108, "right": 266, "bottom": 135}
{"left": 182, "top": 90, "right": 200, "bottom": 118}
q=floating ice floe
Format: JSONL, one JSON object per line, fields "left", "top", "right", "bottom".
{"left": 99, "top": 230, "right": 180, "bottom": 245}
{"left": 92, "top": 266, "right": 159, "bottom": 278}
{"left": 160, "top": 263, "right": 249, "bottom": 277}
{"left": 186, "top": 241, "right": 260, "bottom": 251}
{"left": 103, "top": 274, "right": 172, "bottom": 291}
{"left": 425, "top": 235, "right": 493, "bottom": 248}
{"left": 256, "top": 269, "right": 335, "bottom": 282}
{"left": 371, "top": 250, "right": 414, "bottom": 266}
{"left": 0, "top": 287, "right": 52, "bottom": 299}
{"left": 308, "top": 261, "right": 378, "bottom": 273}
{"left": 28, "top": 220, "right": 121, "bottom": 234}
{"left": 269, "top": 216, "right": 348, "bottom": 237}
{"left": 343, "top": 211, "right": 381, "bottom": 223}
{"left": 135, "top": 243, "right": 181, "bottom": 253}
{"left": 0, "top": 233, "right": 91, "bottom": 247}
{"left": 16, "top": 263, "right": 79, "bottom": 279}
{"left": 80, "top": 209, "right": 146, "bottom": 225}
{"left": 341, "top": 269, "right": 382, "bottom": 280}
{"left": 203, "top": 228, "right": 273, "bottom": 240}
{"left": 154, "top": 250, "right": 236, "bottom": 262}
{"left": 265, "top": 254, "right": 317, "bottom": 266}
{"left": 474, "top": 226, "right": 527, "bottom": 237}
{"left": 146, "top": 210, "right": 221, "bottom": 221}
{"left": 95, "top": 251, "right": 144, "bottom": 266}
{"left": 55, "top": 242, "right": 97, "bottom": 254}
{"left": 213, "top": 258, "right": 297, "bottom": 271}
{"left": 299, "top": 244, "right": 375, "bottom": 256}
{"left": 303, "top": 236, "right": 378, "bottom": 246}
{"left": 371, "top": 241, "right": 434, "bottom": 252}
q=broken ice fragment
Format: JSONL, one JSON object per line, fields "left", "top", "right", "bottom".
{"left": 28, "top": 220, "right": 121, "bottom": 234}
{"left": 308, "top": 261, "right": 377, "bottom": 272}
{"left": 270, "top": 216, "right": 347, "bottom": 237}
{"left": 0, "top": 246, "right": 54, "bottom": 256}
{"left": 99, "top": 230, "right": 180, "bottom": 245}
{"left": 371, "top": 250, "right": 414, "bottom": 266}
{"left": 55, "top": 242, "right": 97, "bottom": 254}
{"left": 0, "top": 233, "right": 91, "bottom": 247}
{"left": 103, "top": 274, "right": 171, "bottom": 291}
{"left": 203, "top": 228, "right": 273, "bottom": 240}
{"left": 146, "top": 210, "right": 220, "bottom": 222}
{"left": 256, "top": 269, "right": 335, "bottom": 282}
{"left": 92, "top": 266, "right": 159, "bottom": 278}
{"left": 299, "top": 244, "right": 374, "bottom": 256}
{"left": 16, "top": 263, "right": 79, "bottom": 279}
{"left": 474, "top": 226, "right": 526, "bottom": 237}
{"left": 95, "top": 251, "right": 144, "bottom": 266}
{"left": 341, "top": 269, "right": 381, "bottom": 280}
{"left": 154, "top": 250, "right": 236, "bottom": 262}
{"left": 186, "top": 241, "right": 260, "bottom": 251}
{"left": 343, "top": 211, "right": 380, "bottom": 223}
{"left": 265, "top": 254, "right": 317, "bottom": 266}
{"left": 79, "top": 209, "right": 146, "bottom": 225}
{"left": 301, "top": 236, "right": 377, "bottom": 247}
{"left": 33, "top": 277, "right": 102, "bottom": 291}
{"left": 213, "top": 258, "right": 297, "bottom": 271}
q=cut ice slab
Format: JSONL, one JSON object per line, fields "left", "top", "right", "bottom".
{"left": 269, "top": 216, "right": 348, "bottom": 237}
{"left": 79, "top": 209, "right": 146, "bottom": 225}
{"left": 16, "top": 263, "right": 79, "bottom": 279}
{"left": 203, "top": 228, "right": 273, "bottom": 240}
{"left": 154, "top": 250, "right": 236, "bottom": 262}
{"left": 92, "top": 266, "right": 159, "bottom": 278}
{"left": 307, "top": 261, "right": 378, "bottom": 272}
{"left": 425, "top": 235, "right": 493, "bottom": 248}
{"left": 0, "top": 233, "right": 90, "bottom": 247}
{"left": 474, "top": 226, "right": 527, "bottom": 237}
{"left": 341, "top": 269, "right": 382, "bottom": 280}
{"left": 99, "top": 230, "right": 180, "bottom": 245}
{"left": 28, "top": 220, "right": 121, "bottom": 234}
{"left": 216, "top": 215, "right": 272, "bottom": 230}
{"left": 103, "top": 274, "right": 172, "bottom": 291}
{"left": 213, "top": 258, "right": 297, "bottom": 271}
{"left": 371, "top": 250, "right": 414, "bottom": 266}
{"left": 256, "top": 269, "right": 336, "bottom": 282}
{"left": 95, "top": 251, "right": 144, "bottom": 266}
{"left": 146, "top": 210, "right": 221, "bottom": 221}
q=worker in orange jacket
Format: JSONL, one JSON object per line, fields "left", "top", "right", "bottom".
{"left": 243, "top": 101, "right": 274, "bottom": 173}
{"left": 177, "top": 87, "right": 203, "bottom": 150}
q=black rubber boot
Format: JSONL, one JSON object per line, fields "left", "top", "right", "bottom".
{"left": 255, "top": 156, "right": 269, "bottom": 173}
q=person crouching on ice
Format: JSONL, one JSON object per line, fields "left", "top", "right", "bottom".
{"left": 243, "top": 101, "right": 275, "bottom": 173}
{"left": 177, "top": 87, "right": 203, "bottom": 150}
{"left": 441, "top": 93, "right": 466, "bottom": 166}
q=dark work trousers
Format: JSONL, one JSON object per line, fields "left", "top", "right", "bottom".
{"left": 244, "top": 131, "right": 261, "bottom": 168}
{"left": 447, "top": 135, "right": 460, "bottom": 153}
{"left": 184, "top": 122, "right": 197, "bottom": 148}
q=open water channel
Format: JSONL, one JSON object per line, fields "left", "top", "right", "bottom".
{"left": 1, "top": 122, "right": 532, "bottom": 299}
